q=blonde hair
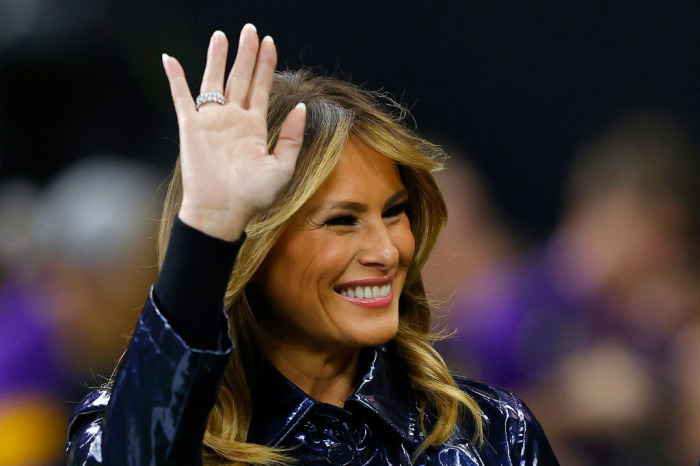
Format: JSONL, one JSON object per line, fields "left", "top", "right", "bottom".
{"left": 157, "top": 70, "right": 483, "bottom": 464}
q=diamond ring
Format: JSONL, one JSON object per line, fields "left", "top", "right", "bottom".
{"left": 195, "top": 92, "right": 226, "bottom": 111}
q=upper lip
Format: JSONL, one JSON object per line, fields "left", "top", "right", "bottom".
{"left": 334, "top": 273, "right": 396, "bottom": 290}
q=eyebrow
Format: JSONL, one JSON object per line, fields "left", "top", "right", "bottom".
{"left": 310, "top": 189, "right": 409, "bottom": 215}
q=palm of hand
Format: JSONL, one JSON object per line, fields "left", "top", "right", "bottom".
{"left": 180, "top": 107, "right": 278, "bottom": 216}
{"left": 162, "top": 26, "right": 305, "bottom": 240}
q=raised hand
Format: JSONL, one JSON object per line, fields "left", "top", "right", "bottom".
{"left": 162, "top": 24, "right": 306, "bottom": 241}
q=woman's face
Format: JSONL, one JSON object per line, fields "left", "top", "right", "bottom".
{"left": 254, "top": 138, "right": 415, "bottom": 351}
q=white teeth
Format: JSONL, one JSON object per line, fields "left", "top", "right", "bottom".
{"left": 338, "top": 283, "right": 392, "bottom": 299}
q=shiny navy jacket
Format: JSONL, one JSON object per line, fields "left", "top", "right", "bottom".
{"left": 66, "top": 292, "right": 558, "bottom": 465}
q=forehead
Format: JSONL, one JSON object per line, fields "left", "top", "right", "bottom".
{"left": 307, "top": 138, "right": 405, "bottom": 205}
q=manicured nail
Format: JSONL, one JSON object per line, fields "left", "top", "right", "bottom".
{"left": 243, "top": 23, "right": 257, "bottom": 33}
{"left": 213, "top": 30, "right": 226, "bottom": 40}
{"left": 263, "top": 35, "right": 274, "bottom": 44}
{"left": 161, "top": 53, "right": 170, "bottom": 66}
{"left": 295, "top": 102, "right": 306, "bottom": 111}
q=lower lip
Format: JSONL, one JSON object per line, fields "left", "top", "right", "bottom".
{"left": 337, "top": 288, "right": 394, "bottom": 309}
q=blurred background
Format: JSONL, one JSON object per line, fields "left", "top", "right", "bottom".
{"left": 0, "top": 1, "right": 699, "bottom": 464}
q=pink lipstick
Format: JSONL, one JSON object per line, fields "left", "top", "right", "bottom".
{"left": 338, "top": 289, "right": 393, "bottom": 309}
{"left": 334, "top": 274, "right": 395, "bottom": 309}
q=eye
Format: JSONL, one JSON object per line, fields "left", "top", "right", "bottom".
{"left": 383, "top": 202, "right": 408, "bottom": 219}
{"left": 324, "top": 214, "right": 358, "bottom": 227}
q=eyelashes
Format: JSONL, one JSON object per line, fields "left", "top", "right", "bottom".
{"left": 324, "top": 214, "right": 357, "bottom": 227}
{"left": 383, "top": 202, "right": 408, "bottom": 218}
{"left": 323, "top": 203, "right": 409, "bottom": 227}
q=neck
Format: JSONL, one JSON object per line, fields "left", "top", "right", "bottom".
{"left": 261, "top": 332, "right": 360, "bottom": 407}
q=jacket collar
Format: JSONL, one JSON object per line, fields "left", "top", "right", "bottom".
{"left": 248, "top": 345, "right": 416, "bottom": 447}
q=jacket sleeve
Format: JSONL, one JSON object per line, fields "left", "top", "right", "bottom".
{"left": 66, "top": 290, "right": 234, "bottom": 465}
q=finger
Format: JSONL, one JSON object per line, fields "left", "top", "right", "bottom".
{"left": 199, "top": 30, "right": 229, "bottom": 95}
{"left": 162, "top": 54, "right": 196, "bottom": 123}
{"left": 247, "top": 35, "right": 277, "bottom": 114}
{"left": 225, "top": 24, "right": 259, "bottom": 105}
{"left": 272, "top": 103, "right": 306, "bottom": 168}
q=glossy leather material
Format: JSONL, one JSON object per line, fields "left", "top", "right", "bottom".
{"left": 66, "top": 294, "right": 559, "bottom": 465}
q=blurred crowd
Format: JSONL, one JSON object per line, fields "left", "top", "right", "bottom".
{"left": 427, "top": 110, "right": 700, "bottom": 465}
{"left": 1, "top": 110, "right": 699, "bottom": 465}
{"left": 0, "top": 156, "right": 162, "bottom": 464}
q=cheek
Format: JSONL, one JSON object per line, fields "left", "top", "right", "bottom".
{"left": 311, "top": 235, "right": 354, "bottom": 272}
{"left": 263, "top": 232, "right": 352, "bottom": 298}
{"left": 394, "top": 223, "right": 416, "bottom": 266}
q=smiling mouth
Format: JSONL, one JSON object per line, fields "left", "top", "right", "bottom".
{"left": 333, "top": 281, "right": 394, "bottom": 309}
{"left": 336, "top": 283, "right": 392, "bottom": 299}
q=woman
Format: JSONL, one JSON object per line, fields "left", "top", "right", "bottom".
{"left": 67, "top": 24, "right": 558, "bottom": 465}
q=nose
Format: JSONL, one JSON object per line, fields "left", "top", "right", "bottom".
{"left": 357, "top": 222, "right": 399, "bottom": 270}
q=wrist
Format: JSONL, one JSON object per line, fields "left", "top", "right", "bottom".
{"left": 178, "top": 203, "right": 250, "bottom": 242}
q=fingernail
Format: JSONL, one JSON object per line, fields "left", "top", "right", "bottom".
{"left": 295, "top": 102, "right": 306, "bottom": 111}
{"left": 161, "top": 53, "right": 170, "bottom": 66}
{"left": 263, "top": 35, "right": 274, "bottom": 44}
{"left": 243, "top": 23, "right": 257, "bottom": 33}
{"left": 213, "top": 30, "right": 226, "bottom": 40}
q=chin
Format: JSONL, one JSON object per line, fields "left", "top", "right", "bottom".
{"left": 346, "top": 315, "right": 399, "bottom": 348}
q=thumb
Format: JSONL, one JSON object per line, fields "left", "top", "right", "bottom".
{"left": 272, "top": 102, "right": 306, "bottom": 168}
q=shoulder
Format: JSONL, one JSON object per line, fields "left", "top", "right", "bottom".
{"left": 68, "top": 387, "right": 111, "bottom": 438}
{"left": 451, "top": 375, "right": 560, "bottom": 465}
{"left": 453, "top": 375, "right": 527, "bottom": 422}
{"left": 66, "top": 387, "right": 111, "bottom": 465}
